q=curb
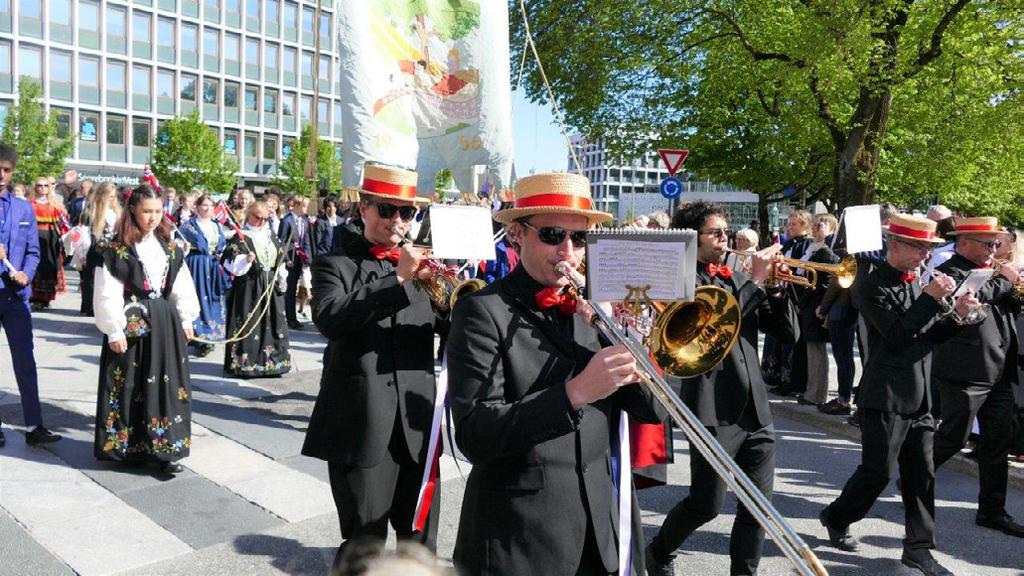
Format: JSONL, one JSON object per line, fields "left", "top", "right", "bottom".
{"left": 771, "top": 397, "right": 1024, "bottom": 491}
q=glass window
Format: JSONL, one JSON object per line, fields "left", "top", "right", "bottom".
{"left": 225, "top": 33, "right": 239, "bottom": 60}
{"left": 265, "top": 0, "right": 278, "bottom": 22}
{"left": 132, "top": 66, "right": 150, "bottom": 96}
{"left": 301, "top": 51, "right": 312, "bottom": 75}
{"left": 245, "top": 38, "right": 259, "bottom": 64}
{"left": 49, "top": 50, "right": 71, "bottom": 82}
{"left": 50, "top": 0, "right": 71, "bottom": 26}
{"left": 157, "top": 70, "right": 174, "bottom": 97}
{"left": 80, "top": 1, "right": 99, "bottom": 32}
{"left": 318, "top": 98, "right": 328, "bottom": 123}
{"left": 319, "top": 12, "right": 330, "bottom": 37}
{"left": 17, "top": 45, "right": 41, "bottom": 79}
{"left": 284, "top": 1, "right": 297, "bottom": 28}
{"left": 319, "top": 55, "right": 329, "bottom": 79}
{"left": 265, "top": 43, "right": 278, "bottom": 69}
{"left": 54, "top": 108, "right": 72, "bottom": 138}
{"left": 224, "top": 82, "right": 238, "bottom": 107}
{"left": 283, "top": 46, "right": 296, "bottom": 73}
{"left": 244, "top": 87, "right": 257, "bottom": 110}
{"left": 80, "top": 113, "right": 99, "bottom": 142}
{"left": 204, "top": 29, "right": 219, "bottom": 57}
{"left": 107, "top": 5, "right": 126, "bottom": 37}
{"left": 180, "top": 74, "right": 196, "bottom": 101}
{"left": 203, "top": 78, "right": 218, "bottom": 104}
{"left": 225, "top": 0, "right": 239, "bottom": 12}
{"left": 299, "top": 95, "right": 311, "bottom": 121}
{"left": 263, "top": 90, "right": 276, "bottom": 113}
{"left": 0, "top": 42, "right": 10, "bottom": 75}
{"left": 182, "top": 23, "right": 197, "bottom": 48}
{"left": 262, "top": 137, "right": 276, "bottom": 160}
{"left": 158, "top": 18, "right": 175, "bottom": 49}
{"left": 244, "top": 134, "right": 257, "bottom": 157}
{"left": 281, "top": 92, "right": 294, "bottom": 116}
{"left": 21, "top": 0, "right": 40, "bottom": 19}
{"left": 301, "top": 7, "right": 313, "bottom": 33}
{"left": 133, "top": 120, "right": 151, "bottom": 147}
{"left": 79, "top": 57, "right": 99, "bottom": 88}
{"left": 107, "top": 116, "right": 125, "bottom": 145}
{"left": 133, "top": 12, "right": 151, "bottom": 42}
{"left": 224, "top": 131, "right": 238, "bottom": 155}
{"left": 107, "top": 61, "right": 126, "bottom": 91}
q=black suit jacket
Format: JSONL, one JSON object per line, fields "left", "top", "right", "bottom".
{"left": 447, "top": 265, "right": 665, "bottom": 576}
{"left": 672, "top": 262, "right": 799, "bottom": 428}
{"left": 931, "top": 253, "right": 1019, "bottom": 386}
{"left": 857, "top": 261, "right": 960, "bottom": 414}
{"left": 302, "top": 223, "right": 447, "bottom": 467}
{"left": 278, "top": 212, "right": 313, "bottom": 266}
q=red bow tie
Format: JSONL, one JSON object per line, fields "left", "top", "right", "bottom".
{"left": 369, "top": 244, "right": 401, "bottom": 264}
{"left": 707, "top": 263, "right": 733, "bottom": 279}
{"left": 535, "top": 286, "right": 578, "bottom": 316}
{"left": 900, "top": 272, "right": 917, "bottom": 284}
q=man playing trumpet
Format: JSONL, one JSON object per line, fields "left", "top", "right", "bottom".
{"left": 646, "top": 201, "right": 800, "bottom": 576}
{"left": 303, "top": 164, "right": 444, "bottom": 567}
{"left": 447, "top": 172, "right": 665, "bottom": 575}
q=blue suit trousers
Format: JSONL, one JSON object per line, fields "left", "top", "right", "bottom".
{"left": 0, "top": 290, "right": 42, "bottom": 427}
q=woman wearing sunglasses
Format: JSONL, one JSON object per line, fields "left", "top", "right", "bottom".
{"left": 303, "top": 165, "right": 444, "bottom": 569}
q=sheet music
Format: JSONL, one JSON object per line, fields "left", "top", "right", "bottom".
{"left": 951, "top": 269, "right": 995, "bottom": 298}
{"left": 428, "top": 205, "right": 497, "bottom": 260}
{"left": 586, "top": 228, "right": 696, "bottom": 302}
{"left": 844, "top": 205, "right": 883, "bottom": 254}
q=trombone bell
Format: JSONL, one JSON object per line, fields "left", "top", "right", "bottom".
{"left": 649, "top": 286, "right": 741, "bottom": 378}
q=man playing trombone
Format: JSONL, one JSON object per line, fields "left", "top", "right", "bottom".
{"left": 645, "top": 201, "right": 799, "bottom": 576}
{"left": 819, "top": 214, "right": 980, "bottom": 576}
{"left": 303, "top": 164, "right": 444, "bottom": 567}
{"left": 447, "top": 172, "right": 666, "bottom": 575}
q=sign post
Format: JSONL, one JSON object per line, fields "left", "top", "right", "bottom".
{"left": 658, "top": 149, "right": 689, "bottom": 213}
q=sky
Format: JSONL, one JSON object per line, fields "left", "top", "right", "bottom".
{"left": 511, "top": 92, "right": 574, "bottom": 176}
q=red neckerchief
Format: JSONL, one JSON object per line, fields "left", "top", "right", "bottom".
{"left": 900, "top": 271, "right": 917, "bottom": 284}
{"left": 368, "top": 244, "right": 401, "bottom": 264}
{"left": 535, "top": 286, "right": 578, "bottom": 316}
{"left": 706, "top": 262, "right": 733, "bottom": 279}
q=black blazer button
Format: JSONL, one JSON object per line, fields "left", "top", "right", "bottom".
{"left": 582, "top": 463, "right": 589, "bottom": 473}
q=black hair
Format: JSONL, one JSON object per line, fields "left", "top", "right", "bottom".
{"left": 936, "top": 216, "right": 958, "bottom": 241}
{"left": 0, "top": 143, "right": 17, "bottom": 166}
{"left": 671, "top": 200, "right": 727, "bottom": 233}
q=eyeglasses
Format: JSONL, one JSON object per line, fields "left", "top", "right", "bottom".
{"left": 893, "top": 237, "right": 933, "bottom": 254}
{"left": 374, "top": 202, "right": 418, "bottom": 222}
{"left": 701, "top": 227, "right": 732, "bottom": 239}
{"left": 521, "top": 221, "right": 588, "bottom": 248}
{"left": 964, "top": 237, "right": 1002, "bottom": 251}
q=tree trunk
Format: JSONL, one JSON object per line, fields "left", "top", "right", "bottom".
{"left": 757, "top": 194, "right": 770, "bottom": 245}
{"left": 834, "top": 87, "right": 894, "bottom": 209}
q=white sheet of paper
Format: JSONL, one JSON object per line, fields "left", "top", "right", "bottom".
{"left": 844, "top": 205, "right": 883, "bottom": 254}
{"left": 951, "top": 269, "right": 995, "bottom": 298}
{"left": 428, "top": 205, "right": 497, "bottom": 261}
{"left": 587, "top": 232, "right": 696, "bottom": 302}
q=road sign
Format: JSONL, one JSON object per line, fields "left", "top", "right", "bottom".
{"left": 658, "top": 149, "right": 689, "bottom": 176}
{"left": 660, "top": 177, "right": 683, "bottom": 200}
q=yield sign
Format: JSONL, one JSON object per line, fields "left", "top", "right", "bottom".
{"left": 658, "top": 149, "right": 689, "bottom": 177}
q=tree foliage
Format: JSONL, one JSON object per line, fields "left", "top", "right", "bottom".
{"left": 271, "top": 124, "right": 343, "bottom": 197}
{"left": 513, "top": 0, "right": 1024, "bottom": 223}
{"left": 0, "top": 78, "right": 73, "bottom": 184}
{"left": 152, "top": 111, "right": 238, "bottom": 193}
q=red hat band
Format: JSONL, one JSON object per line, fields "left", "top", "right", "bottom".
{"left": 362, "top": 177, "right": 417, "bottom": 200}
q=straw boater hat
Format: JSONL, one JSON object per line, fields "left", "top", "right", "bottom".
{"left": 493, "top": 172, "right": 612, "bottom": 225}
{"left": 359, "top": 164, "right": 431, "bottom": 205}
{"left": 883, "top": 213, "right": 946, "bottom": 244}
{"left": 946, "top": 216, "right": 1000, "bottom": 236}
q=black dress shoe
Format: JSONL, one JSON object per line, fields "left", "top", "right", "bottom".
{"left": 644, "top": 543, "right": 675, "bottom": 576}
{"left": 901, "top": 549, "right": 954, "bottom": 576}
{"left": 25, "top": 426, "right": 62, "bottom": 446}
{"left": 796, "top": 395, "right": 819, "bottom": 406}
{"left": 819, "top": 398, "right": 852, "bottom": 415}
{"left": 160, "top": 462, "right": 184, "bottom": 474}
{"left": 976, "top": 513, "right": 1024, "bottom": 537}
{"left": 819, "top": 508, "right": 859, "bottom": 552}
{"left": 287, "top": 320, "right": 303, "bottom": 330}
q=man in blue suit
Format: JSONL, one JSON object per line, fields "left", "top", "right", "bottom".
{"left": 0, "top": 143, "right": 61, "bottom": 448}
{"left": 278, "top": 195, "right": 313, "bottom": 330}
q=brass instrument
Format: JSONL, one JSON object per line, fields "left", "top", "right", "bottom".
{"left": 993, "top": 258, "right": 1024, "bottom": 299}
{"left": 724, "top": 248, "right": 857, "bottom": 289}
{"left": 556, "top": 262, "right": 828, "bottom": 576}
{"left": 391, "top": 226, "right": 487, "bottom": 311}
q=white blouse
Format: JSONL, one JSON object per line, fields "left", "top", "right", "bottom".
{"left": 94, "top": 233, "right": 201, "bottom": 343}
{"left": 224, "top": 225, "right": 287, "bottom": 285}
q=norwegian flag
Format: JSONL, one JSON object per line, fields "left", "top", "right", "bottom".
{"left": 213, "top": 200, "right": 245, "bottom": 240}
{"left": 142, "top": 165, "right": 162, "bottom": 193}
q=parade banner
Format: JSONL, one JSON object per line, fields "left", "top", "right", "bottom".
{"left": 338, "top": 0, "right": 515, "bottom": 195}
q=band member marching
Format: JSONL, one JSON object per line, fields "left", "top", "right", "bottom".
{"left": 930, "top": 217, "right": 1024, "bottom": 538}
{"left": 645, "top": 201, "right": 799, "bottom": 576}
{"left": 819, "top": 214, "right": 980, "bottom": 576}
{"left": 302, "top": 165, "right": 444, "bottom": 567}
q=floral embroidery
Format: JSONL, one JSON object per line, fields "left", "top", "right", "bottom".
{"left": 100, "top": 367, "right": 192, "bottom": 458}
{"left": 178, "top": 386, "right": 189, "bottom": 400}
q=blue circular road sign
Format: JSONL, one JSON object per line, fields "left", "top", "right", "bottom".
{"left": 660, "top": 177, "right": 683, "bottom": 200}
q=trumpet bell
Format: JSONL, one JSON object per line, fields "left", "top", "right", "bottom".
{"left": 835, "top": 256, "right": 858, "bottom": 289}
{"left": 649, "top": 286, "right": 741, "bottom": 378}
{"left": 450, "top": 278, "right": 487, "bottom": 309}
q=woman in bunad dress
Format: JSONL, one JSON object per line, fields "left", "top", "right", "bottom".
{"left": 92, "top": 184, "right": 200, "bottom": 475}
{"left": 29, "top": 177, "right": 69, "bottom": 311}
{"left": 178, "top": 194, "right": 231, "bottom": 357}
{"left": 77, "top": 182, "right": 120, "bottom": 316}
{"left": 221, "top": 200, "right": 291, "bottom": 378}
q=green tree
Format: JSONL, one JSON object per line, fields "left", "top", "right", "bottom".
{"left": 434, "top": 168, "right": 454, "bottom": 201}
{"left": 514, "top": 0, "right": 1024, "bottom": 220}
{"left": 0, "top": 78, "right": 73, "bottom": 183}
{"left": 271, "top": 125, "right": 343, "bottom": 197}
{"left": 151, "top": 111, "right": 238, "bottom": 193}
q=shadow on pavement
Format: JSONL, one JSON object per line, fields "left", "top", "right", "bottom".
{"left": 233, "top": 534, "right": 333, "bottom": 575}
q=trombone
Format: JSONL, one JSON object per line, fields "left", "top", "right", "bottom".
{"left": 724, "top": 248, "right": 857, "bottom": 289}
{"left": 556, "top": 262, "right": 828, "bottom": 576}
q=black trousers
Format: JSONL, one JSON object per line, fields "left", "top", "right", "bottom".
{"left": 825, "top": 408, "right": 935, "bottom": 551}
{"left": 933, "top": 377, "right": 1014, "bottom": 517}
{"left": 327, "top": 417, "right": 438, "bottom": 568}
{"left": 284, "top": 261, "right": 302, "bottom": 323}
{"left": 651, "top": 423, "right": 775, "bottom": 576}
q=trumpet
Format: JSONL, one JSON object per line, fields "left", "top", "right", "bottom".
{"left": 392, "top": 226, "right": 486, "bottom": 311}
{"left": 724, "top": 248, "right": 857, "bottom": 289}
{"left": 556, "top": 262, "right": 828, "bottom": 576}
{"left": 992, "top": 258, "right": 1024, "bottom": 299}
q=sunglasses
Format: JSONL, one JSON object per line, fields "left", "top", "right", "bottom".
{"left": 374, "top": 202, "right": 418, "bottom": 222}
{"left": 702, "top": 227, "right": 732, "bottom": 239}
{"left": 893, "top": 237, "right": 933, "bottom": 254}
{"left": 521, "top": 221, "right": 588, "bottom": 248}
{"left": 964, "top": 237, "right": 1002, "bottom": 251}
